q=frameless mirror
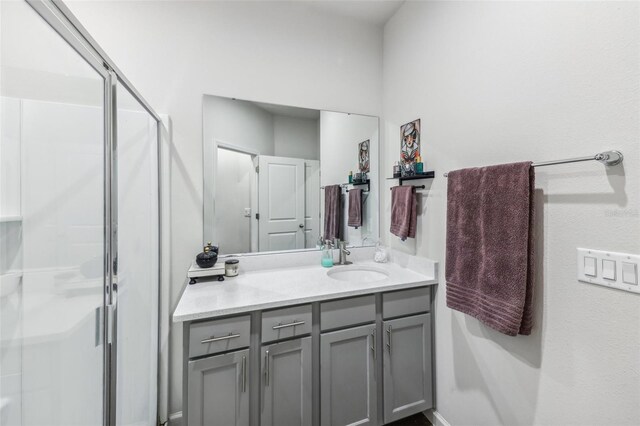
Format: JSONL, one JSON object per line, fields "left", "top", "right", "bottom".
{"left": 203, "top": 95, "right": 379, "bottom": 256}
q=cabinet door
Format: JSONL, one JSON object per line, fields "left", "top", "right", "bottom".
{"left": 320, "top": 324, "right": 377, "bottom": 426}
{"left": 187, "top": 348, "right": 249, "bottom": 426}
{"left": 261, "top": 337, "right": 312, "bottom": 426}
{"left": 383, "top": 314, "right": 432, "bottom": 423}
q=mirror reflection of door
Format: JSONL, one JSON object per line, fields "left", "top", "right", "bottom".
{"left": 215, "top": 147, "right": 255, "bottom": 254}
{"left": 257, "top": 155, "right": 319, "bottom": 252}
{"left": 203, "top": 95, "right": 378, "bottom": 256}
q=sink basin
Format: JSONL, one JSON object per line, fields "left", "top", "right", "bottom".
{"left": 327, "top": 265, "right": 389, "bottom": 284}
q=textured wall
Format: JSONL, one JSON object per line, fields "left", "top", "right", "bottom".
{"left": 382, "top": 2, "right": 640, "bottom": 425}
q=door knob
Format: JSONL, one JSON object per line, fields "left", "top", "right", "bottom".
{"left": 299, "top": 224, "right": 304, "bottom": 228}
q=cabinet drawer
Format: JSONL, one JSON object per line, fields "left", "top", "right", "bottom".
{"left": 320, "top": 295, "right": 375, "bottom": 331}
{"left": 382, "top": 287, "right": 430, "bottom": 319}
{"left": 261, "top": 305, "right": 312, "bottom": 343}
{"left": 189, "top": 315, "right": 251, "bottom": 358}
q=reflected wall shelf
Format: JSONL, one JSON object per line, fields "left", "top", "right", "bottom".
{"left": 387, "top": 171, "right": 435, "bottom": 186}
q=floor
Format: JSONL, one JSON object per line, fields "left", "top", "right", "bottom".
{"left": 388, "top": 413, "right": 432, "bottom": 425}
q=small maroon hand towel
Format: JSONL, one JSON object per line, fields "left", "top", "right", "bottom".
{"left": 390, "top": 186, "right": 417, "bottom": 240}
{"left": 445, "top": 162, "right": 535, "bottom": 336}
{"left": 348, "top": 189, "right": 363, "bottom": 228}
{"left": 323, "top": 185, "right": 342, "bottom": 240}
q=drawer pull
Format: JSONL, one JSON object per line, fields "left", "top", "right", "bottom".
{"left": 272, "top": 320, "right": 305, "bottom": 330}
{"left": 200, "top": 333, "right": 240, "bottom": 344}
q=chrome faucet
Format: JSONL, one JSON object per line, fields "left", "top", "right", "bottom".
{"left": 335, "top": 239, "right": 352, "bottom": 265}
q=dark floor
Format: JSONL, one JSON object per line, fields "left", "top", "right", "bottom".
{"left": 387, "top": 413, "right": 432, "bottom": 426}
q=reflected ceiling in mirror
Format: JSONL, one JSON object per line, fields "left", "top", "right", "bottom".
{"left": 203, "top": 95, "right": 379, "bottom": 256}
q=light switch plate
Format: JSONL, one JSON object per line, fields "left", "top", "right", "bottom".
{"left": 577, "top": 248, "right": 640, "bottom": 294}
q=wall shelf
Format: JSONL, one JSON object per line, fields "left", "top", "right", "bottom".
{"left": 387, "top": 171, "right": 435, "bottom": 186}
{"left": 347, "top": 179, "right": 370, "bottom": 193}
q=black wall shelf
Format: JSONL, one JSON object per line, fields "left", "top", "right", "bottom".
{"left": 347, "top": 179, "right": 370, "bottom": 193}
{"left": 387, "top": 171, "right": 435, "bottom": 186}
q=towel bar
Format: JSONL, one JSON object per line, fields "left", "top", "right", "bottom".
{"left": 442, "top": 150, "right": 623, "bottom": 177}
{"left": 389, "top": 185, "right": 425, "bottom": 191}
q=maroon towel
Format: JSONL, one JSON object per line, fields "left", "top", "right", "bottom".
{"left": 323, "top": 185, "right": 342, "bottom": 240}
{"left": 348, "top": 189, "right": 363, "bottom": 228}
{"left": 390, "top": 186, "right": 417, "bottom": 240}
{"left": 445, "top": 162, "right": 535, "bottom": 336}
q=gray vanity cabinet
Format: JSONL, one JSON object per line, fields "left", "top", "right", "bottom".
{"left": 261, "top": 337, "right": 312, "bottom": 426}
{"left": 187, "top": 348, "right": 250, "bottom": 426}
{"left": 182, "top": 286, "right": 435, "bottom": 426}
{"left": 320, "top": 324, "right": 377, "bottom": 426}
{"left": 382, "top": 313, "right": 432, "bottom": 423}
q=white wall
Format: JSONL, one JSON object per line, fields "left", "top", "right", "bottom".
{"left": 274, "top": 115, "right": 319, "bottom": 160}
{"left": 203, "top": 95, "right": 275, "bottom": 156}
{"left": 65, "top": 0, "right": 383, "bottom": 416}
{"left": 382, "top": 2, "right": 640, "bottom": 425}
{"left": 320, "top": 111, "right": 379, "bottom": 245}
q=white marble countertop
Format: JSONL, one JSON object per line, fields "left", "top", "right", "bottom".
{"left": 173, "top": 258, "right": 438, "bottom": 322}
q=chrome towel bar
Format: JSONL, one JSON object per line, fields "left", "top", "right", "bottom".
{"left": 443, "top": 150, "right": 623, "bottom": 177}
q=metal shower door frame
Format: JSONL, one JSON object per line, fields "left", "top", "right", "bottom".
{"left": 24, "top": 1, "right": 163, "bottom": 425}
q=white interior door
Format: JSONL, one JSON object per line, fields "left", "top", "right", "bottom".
{"left": 258, "top": 155, "right": 305, "bottom": 251}
{"left": 304, "top": 160, "right": 320, "bottom": 248}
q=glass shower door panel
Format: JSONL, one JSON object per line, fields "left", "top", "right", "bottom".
{"left": 0, "top": 1, "right": 106, "bottom": 425}
{"left": 115, "top": 85, "right": 159, "bottom": 426}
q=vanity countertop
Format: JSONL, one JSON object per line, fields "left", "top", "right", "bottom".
{"left": 173, "top": 260, "right": 437, "bottom": 322}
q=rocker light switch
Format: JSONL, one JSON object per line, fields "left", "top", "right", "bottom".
{"left": 602, "top": 259, "right": 616, "bottom": 280}
{"left": 584, "top": 256, "right": 597, "bottom": 277}
{"left": 577, "top": 248, "right": 640, "bottom": 295}
{"left": 622, "top": 262, "right": 638, "bottom": 285}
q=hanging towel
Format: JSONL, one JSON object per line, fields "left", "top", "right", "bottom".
{"left": 323, "top": 185, "right": 342, "bottom": 241}
{"left": 445, "top": 162, "right": 535, "bottom": 336}
{"left": 390, "top": 186, "right": 417, "bottom": 240}
{"left": 347, "top": 189, "right": 363, "bottom": 228}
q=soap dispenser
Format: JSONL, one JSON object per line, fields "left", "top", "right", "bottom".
{"left": 321, "top": 240, "right": 334, "bottom": 268}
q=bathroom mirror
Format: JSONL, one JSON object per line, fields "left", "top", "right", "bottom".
{"left": 203, "top": 95, "right": 379, "bottom": 256}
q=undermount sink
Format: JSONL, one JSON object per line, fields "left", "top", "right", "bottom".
{"left": 327, "top": 265, "right": 390, "bottom": 284}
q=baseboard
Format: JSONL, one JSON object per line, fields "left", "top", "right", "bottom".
{"left": 170, "top": 408, "right": 445, "bottom": 426}
{"left": 424, "top": 409, "right": 451, "bottom": 426}
{"left": 167, "top": 411, "right": 182, "bottom": 426}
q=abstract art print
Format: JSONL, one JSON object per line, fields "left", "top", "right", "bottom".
{"left": 400, "top": 119, "right": 420, "bottom": 165}
{"left": 358, "top": 139, "right": 370, "bottom": 173}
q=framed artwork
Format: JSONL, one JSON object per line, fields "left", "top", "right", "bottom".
{"left": 358, "top": 139, "right": 370, "bottom": 173}
{"left": 400, "top": 119, "right": 420, "bottom": 165}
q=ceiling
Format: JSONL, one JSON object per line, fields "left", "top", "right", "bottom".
{"left": 253, "top": 101, "right": 321, "bottom": 120}
{"left": 305, "top": 1, "right": 404, "bottom": 26}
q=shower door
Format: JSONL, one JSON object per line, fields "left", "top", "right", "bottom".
{"left": 0, "top": 0, "right": 108, "bottom": 425}
{"left": 1, "top": 1, "right": 161, "bottom": 426}
{"left": 114, "top": 84, "right": 160, "bottom": 426}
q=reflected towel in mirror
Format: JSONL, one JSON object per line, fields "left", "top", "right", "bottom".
{"left": 348, "top": 188, "right": 363, "bottom": 229}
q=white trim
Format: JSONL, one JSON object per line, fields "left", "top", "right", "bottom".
{"left": 425, "top": 409, "right": 452, "bottom": 426}
{"left": 216, "top": 139, "right": 260, "bottom": 157}
{"left": 158, "top": 115, "right": 172, "bottom": 426}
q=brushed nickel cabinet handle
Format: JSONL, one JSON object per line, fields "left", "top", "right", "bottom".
{"left": 371, "top": 330, "right": 376, "bottom": 359}
{"left": 272, "top": 320, "right": 305, "bottom": 330}
{"left": 242, "top": 356, "right": 247, "bottom": 393}
{"left": 265, "top": 350, "right": 270, "bottom": 386}
{"left": 386, "top": 325, "right": 392, "bottom": 353}
{"left": 201, "top": 333, "right": 240, "bottom": 344}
